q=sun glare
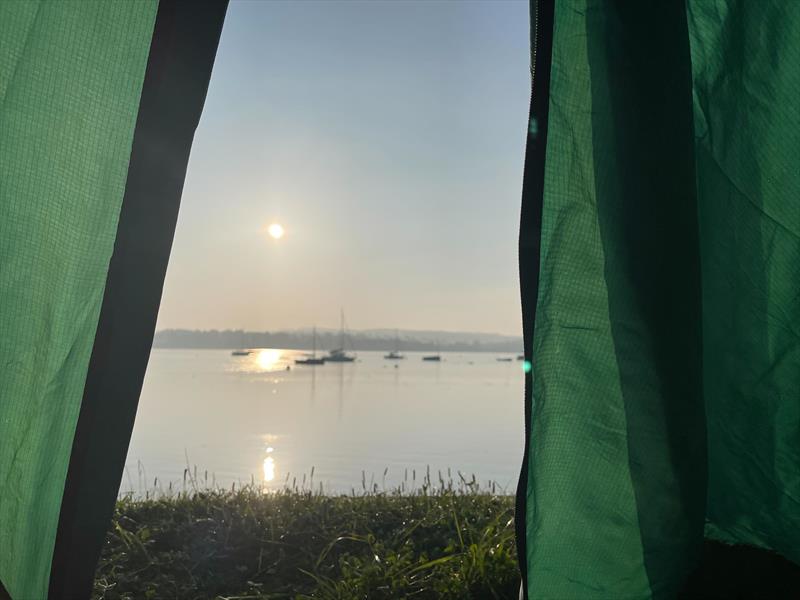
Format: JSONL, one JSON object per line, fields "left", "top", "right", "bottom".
{"left": 256, "top": 349, "right": 281, "bottom": 370}
{"left": 267, "top": 223, "right": 284, "bottom": 240}
{"left": 263, "top": 446, "right": 276, "bottom": 482}
{"left": 263, "top": 457, "right": 275, "bottom": 482}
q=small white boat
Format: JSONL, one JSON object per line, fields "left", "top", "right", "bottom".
{"left": 384, "top": 330, "right": 405, "bottom": 360}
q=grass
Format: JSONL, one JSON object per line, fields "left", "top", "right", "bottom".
{"left": 92, "top": 473, "right": 520, "bottom": 600}
{"left": 91, "top": 469, "right": 800, "bottom": 599}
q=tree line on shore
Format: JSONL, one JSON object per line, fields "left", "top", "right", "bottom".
{"left": 153, "top": 328, "right": 523, "bottom": 353}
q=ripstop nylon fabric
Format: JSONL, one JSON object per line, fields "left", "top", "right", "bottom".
{"left": 526, "top": 2, "right": 703, "bottom": 597}
{"left": 0, "top": 2, "right": 157, "bottom": 597}
{"left": 689, "top": 0, "right": 800, "bottom": 565}
{"left": 525, "top": 0, "right": 800, "bottom": 597}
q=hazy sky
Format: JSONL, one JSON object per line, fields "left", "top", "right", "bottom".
{"left": 155, "top": 0, "right": 530, "bottom": 336}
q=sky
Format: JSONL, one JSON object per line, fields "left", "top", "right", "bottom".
{"left": 155, "top": 0, "right": 530, "bottom": 336}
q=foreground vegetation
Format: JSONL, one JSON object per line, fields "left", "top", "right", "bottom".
{"left": 93, "top": 478, "right": 520, "bottom": 599}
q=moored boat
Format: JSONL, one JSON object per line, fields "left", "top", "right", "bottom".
{"left": 325, "top": 310, "right": 356, "bottom": 362}
{"left": 296, "top": 326, "right": 325, "bottom": 365}
{"left": 384, "top": 330, "right": 405, "bottom": 360}
{"left": 295, "top": 356, "right": 325, "bottom": 365}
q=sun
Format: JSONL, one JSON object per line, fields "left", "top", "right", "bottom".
{"left": 267, "top": 223, "right": 284, "bottom": 240}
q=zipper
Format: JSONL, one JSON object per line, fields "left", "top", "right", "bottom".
{"left": 517, "top": 1, "right": 554, "bottom": 598}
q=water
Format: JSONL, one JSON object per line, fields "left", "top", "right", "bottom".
{"left": 125, "top": 349, "right": 525, "bottom": 495}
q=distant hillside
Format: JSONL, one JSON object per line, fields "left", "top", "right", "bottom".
{"left": 152, "top": 328, "right": 522, "bottom": 353}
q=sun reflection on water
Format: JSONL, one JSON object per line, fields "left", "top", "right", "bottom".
{"left": 256, "top": 349, "right": 282, "bottom": 370}
{"left": 263, "top": 446, "right": 276, "bottom": 482}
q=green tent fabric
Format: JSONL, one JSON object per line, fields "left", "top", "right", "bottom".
{"left": 0, "top": 2, "right": 227, "bottom": 598}
{"left": 519, "top": 0, "right": 800, "bottom": 598}
{"left": 691, "top": 0, "right": 800, "bottom": 564}
{"left": 3, "top": 0, "right": 798, "bottom": 598}
{"left": 0, "top": 4, "right": 158, "bottom": 598}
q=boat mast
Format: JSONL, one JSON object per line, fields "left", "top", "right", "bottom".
{"left": 339, "top": 308, "right": 345, "bottom": 350}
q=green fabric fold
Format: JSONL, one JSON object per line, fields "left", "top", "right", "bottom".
{"left": 525, "top": 1, "right": 800, "bottom": 597}
{"left": 0, "top": 2, "right": 157, "bottom": 597}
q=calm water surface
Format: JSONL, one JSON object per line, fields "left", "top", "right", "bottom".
{"left": 125, "top": 349, "right": 524, "bottom": 494}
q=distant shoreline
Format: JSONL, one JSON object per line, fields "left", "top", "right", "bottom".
{"left": 153, "top": 328, "right": 523, "bottom": 353}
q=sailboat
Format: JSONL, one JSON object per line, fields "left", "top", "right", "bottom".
{"left": 325, "top": 310, "right": 355, "bottom": 362}
{"left": 384, "top": 329, "right": 405, "bottom": 360}
{"left": 295, "top": 326, "right": 325, "bottom": 365}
